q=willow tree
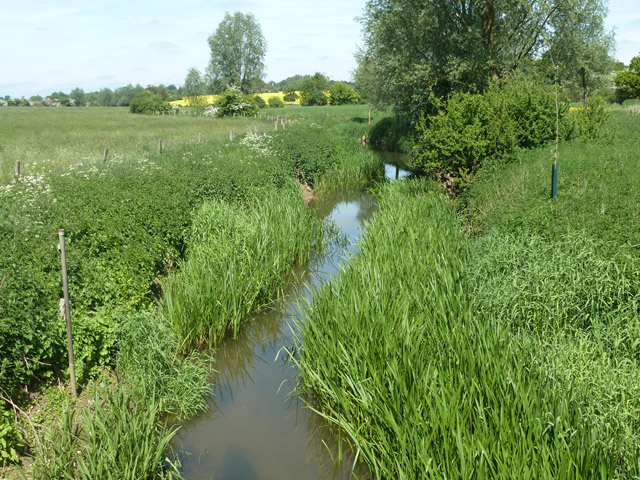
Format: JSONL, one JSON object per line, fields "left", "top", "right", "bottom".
{"left": 545, "top": 0, "right": 614, "bottom": 107}
{"left": 207, "top": 12, "right": 267, "bottom": 93}
{"left": 356, "top": 0, "right": 608, "bottom": 116}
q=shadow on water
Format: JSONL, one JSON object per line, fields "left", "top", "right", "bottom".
{"left": 175, "top": 161, "right": 404, "bottom": 480}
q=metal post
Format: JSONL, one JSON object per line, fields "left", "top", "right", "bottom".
{"left": 58, "top": 229, "right": 77, "bottom": 397}
{"left": 551, "top": 163, "right": 558, "bottom": 199}
{"left": 102, "top": 148, "right": 108, "bottom": 162}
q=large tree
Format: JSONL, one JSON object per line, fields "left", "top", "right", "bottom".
{"left": 183, "top": 67, "right": 206, "bottom": 97}
{"left": 614, "top": 55, "right": 640, "bottom": 102}
{"left": 206, "top": 12, "right": 267, "bottom": 93}
{"left": 545, "top": 0, "right": 614, "bottom": 107}
{"left": 357, "top": 0, "right": 611, "bottom": 117}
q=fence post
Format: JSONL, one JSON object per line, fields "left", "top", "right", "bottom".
{"left": 198, "top": 133, "right": 202, "bottom": 143}
{"left": 14, "top": 161, "right": 20, "bottom": 180}
{"left": 58, "top": 229, "right": 77, "bottom": 397}
{"left": 158, "top": 140, "right": 163, "bottom": 154}
{"left": 230, "top": 130, "right": 233, "bottom": 141}
{"left": 102, "top": 148, "right": 109, "bottom": 162}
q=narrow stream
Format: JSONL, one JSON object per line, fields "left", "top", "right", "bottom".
{"left": 175, "top": 162, "right": 409, "bottom": 480}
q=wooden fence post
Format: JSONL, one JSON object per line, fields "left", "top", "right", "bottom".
{"left": 14, "top": 161, "right": 20, "bottom": 180}
{"left": 58, "top": 229, "right": 77, "bottom": 397}
{"left": 102, "top": 148, "right": 109, "bottom": 162}
{"left": 158, "top": 140, "right": 163, "bottom": 154}
{"left": 230, "top": 130, "right": 233, "bottom": 141}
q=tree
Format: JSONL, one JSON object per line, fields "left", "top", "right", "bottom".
{"left": 329, "top": 82, "right": 359, "bottom": 105}
{"left": 183, "top": 68, "right": 206, "bottom": 98}
{"left": 545, "top": 0, "right": 614, "bottom": 107}
{"left": 299, "top": 73, "right": 329, "bottom": 106}
{"left": 614, "top": 55, "right": 640, "bottom": 102}
{"left": 97, "top": 88, "right": 115, "bottom": 106}
{"left": 283, "top": 88, "right": 298, "bottom": 102}
{"left": 70, "top": 88, "right": 86, "bottom": 106}
{"left": 129, "top": 91, "right": 169, "bottom": 114}
{"left": 206, "top": 12, "right": 267, "bottom": 93}
{"left": 357, "top": 0, "right": 589, "bottom": 117}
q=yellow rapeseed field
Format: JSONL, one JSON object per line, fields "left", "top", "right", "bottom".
{"left": 170, "top": 91, "right": 301, "bottom": 107}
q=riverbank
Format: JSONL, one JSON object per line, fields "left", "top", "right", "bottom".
{"left": 292, "top": 109, "right": 640, "bottom": 478}
{"left": 0, "top": 108, "right": 385, "bottom": 478}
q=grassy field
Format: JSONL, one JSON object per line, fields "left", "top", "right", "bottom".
{"left": 0, "top": 107, "right": 274, "bottom": 180}
{"left": 293, "top": 109, "right": 640, "bottom": 478}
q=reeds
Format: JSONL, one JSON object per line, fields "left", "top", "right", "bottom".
{"left": 292, "top": 178, "right": 638, "bottom": 478}
{"left": 162, "top": 181, "right": 324, "bottom": 351}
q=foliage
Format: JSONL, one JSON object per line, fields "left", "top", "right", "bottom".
{"left": 412, "top": 80, "right": 563, "bottom": 177}
{"left": 252, "top": 94, "right": 266, "bottom": 108}
{"left": 117, "top": 312, "right": 209, "bottom": 420}
{"left": 544, "top": 0, "right": 614, "bottom": 107}
{"left": 162, "top": 183, "right": 322, "bottom": 351}
{"left": 32, "top": 388, "right": 182, "bottom": 480}
{"left": 299, "top": 73, "right": 329, "bottom": 106}
{"left": 206, "top": 11, "right": 266, "bottom": 93}
{"left": 614, "top": 55, "right": 640, "bottom": 102}
{"left": 328, "top": 82, "right": 358, "bottom": 105}
{"left": 357, "top": 0, "right": 611, "bottom": 117}
{"left": 564, "top": 96, "right": 612, "bottom": 140}
{"left": 182, "top": 67, "right": 206, "bottom": 98}
{"left": 69, "top": 88, "right": 86, "bottom": 107}
{"left": 267, "top": 96, "right": 284, "bottom": 108}
{"left": 282, "top": 89, "right": 298, "bottom": 102}
{"left": 129, "top": 91, "right": 170, "bottom": 114}
{"left": 367, "top": 115, "right": 414, "bottom": 152}
{"left": 0, "top": 409, "right": 23, "bottom": 467}
{"left": 293, "top": 178, "right": 638, "bottom": 478}
{"left": 214, "top": 87, "right": 259, "bottom": 116}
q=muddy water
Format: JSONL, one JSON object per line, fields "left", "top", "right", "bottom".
{"left": 175, "top": 165, "right": 405, "bottom": 480}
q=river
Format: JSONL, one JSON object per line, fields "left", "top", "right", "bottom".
{"left": 174, "top": 161, "right": 410, "bottom": 480}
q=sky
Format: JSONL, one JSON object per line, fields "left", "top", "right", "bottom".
{"left": 0, "top": 0, "right": 638, "bottom": 99}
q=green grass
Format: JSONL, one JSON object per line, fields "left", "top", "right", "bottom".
{"left": 292, "top": 111, "right": 640, "bottom": 478}
{"left": 162, "top": 182, "right": 324, "bottom": 351}
{"left": 0, "top": 107, "right": 272, "bottom": 180}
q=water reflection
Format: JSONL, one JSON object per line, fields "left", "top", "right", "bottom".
{"left": 175, "top": 190, "right": 377, "bottom": 480}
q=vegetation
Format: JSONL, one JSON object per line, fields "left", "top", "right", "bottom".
{"left": 356, "top": 0, "right": 617, "bottom": 117}
{"left": 267, "top": 96, "right": 284, "bottom": 108}
{"left": 214, "top": 87, "right": 260, "bottom": 116}
{"left": 615, "top": 55, "right": 640, "bottom": 102}
{"left": 328, "top": 81, "right": 359, "bottom": 105}
{"left": 293, "top": 111, "right": 640, "bottom": 478}
{"left": 206, "top": 11, "right": 267, "bottom": 93}
{"left": 129, "top": 90, "right": 170, "bottom": 114}
{"left": 299, "top": 73, "right": 330, "bottom": 106}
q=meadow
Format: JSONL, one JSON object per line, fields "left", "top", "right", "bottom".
{"left": 292, "top": 109, "right": 640, "bottom": 478}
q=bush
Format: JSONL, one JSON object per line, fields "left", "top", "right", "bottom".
{"left": 252, "top": 95, "right": 266, "bottom": 109}
{"left": 283, "top": 90, "right": 298, "bottom": 102}
{"left": 267, "top": 96, "right": 284, "bottom": 108}
{"left": 215, "top": 87, "right": 259, "bottom": 117}
{"left": 329, "top": 82, "right": 359, "bottom": 105}
{"left": 412, "top": 80, "right": 562, "bottom": 177}
{"left": 129, "top": 91, "right": 170, "bottom": 114}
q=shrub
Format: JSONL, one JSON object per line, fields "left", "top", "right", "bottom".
{"left": 412, "top": 80, "right": 562, "bottom": 177}
{"left": 252, "top": 95, "right": 266, "bottom": 108}
{"left": 267, "top": 96, "right": 284, "bottom": 108}
{"left": 329, "top": 82, "right": 359, "bottom": 105}
{"left": 614, "top": 55, "right": 640, "bottom": 102}
{"left": 283, "top": 90, "right": 298, "bottom": 102}
{"left": 129, "top": 91, "right": 169, "bottom": 114}
{"left": 215, "top": 87, "right": 259, "bottom": 117}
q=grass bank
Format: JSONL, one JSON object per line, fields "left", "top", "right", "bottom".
{"left": 292, "top": 110, "right": 640, "bottom": 478}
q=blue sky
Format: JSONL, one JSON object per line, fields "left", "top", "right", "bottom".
{"left": 1, "top": 0, "right": 638, "bottom": 98}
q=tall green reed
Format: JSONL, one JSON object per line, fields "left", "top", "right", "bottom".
{"left": 292, "top": 178, "right": 636, "bottom": 478}
{"left": 162, "top": 180, "right": 324, "bottom": 351}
